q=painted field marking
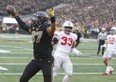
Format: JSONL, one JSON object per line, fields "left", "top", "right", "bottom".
{"left": 0, "top": 45, "right": 32, "bottom": 50}
{"left": 0, "top": 56, "right": 116, "bottom": 59}
{"left": 0, "top": 57, "right": 32, "bottom": 58}
{"left": 0, "top": 72, "right": 116, "bottom": 75}
{"left": 0, "top": 63, "right": 116, "bottom": 66}
{"left": 0, "top": 66, "right": 8, "bottom": 71}
{"left": 0, "top": 50, "right": 11, "bottom": 53}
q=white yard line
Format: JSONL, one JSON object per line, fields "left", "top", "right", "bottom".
{"left": 0, "top": 72, "right": 116, "bottom": 75}
{"left": 0, "top": 66, "right": 8, "bottom": 71}
{"left": 0, "top": 63, "right": 27, "bottom": 65}
{"left": 0, "top": 57, "right": 32, "bottom": 58}
{"left": 0, "top": 63, "right": 116, "bottom": 65}
{"left": 0, "top": 57, "right": 116, "bottom": 60}
{"left": 71, "top": 57, "right": 116, "bottom": 59}
{"left": 0, "top": 50, "right": 11, "bottom": 53}
{"left": 0, "top": 45, "right": 32, "bottom": 50}
{"left": 73, "top": 63, "right": 116, "bottom": 65}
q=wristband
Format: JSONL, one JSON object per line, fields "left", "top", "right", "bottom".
{"left": 51, "top": 16, "right": 55, "bottom": 23}
{"left": 14, "top": 14, "right": 18, "bottom": 17}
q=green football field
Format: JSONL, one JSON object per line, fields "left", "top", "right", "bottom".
{"left": 0, "top": 34, "right": 116, "bottom": 82}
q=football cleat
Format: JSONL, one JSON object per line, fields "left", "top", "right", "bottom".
{"left": 102, "top": 72, "right": 110, "bottom": 75}
{"left": 109, "top": 68, "right": 113, "bottom": 74}
{"left": 109, "top": 71, "right": 113, "bottom": 75}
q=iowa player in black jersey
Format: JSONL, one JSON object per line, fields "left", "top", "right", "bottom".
{"left": 6, "top": 5, "right": 56, "bottom": 82}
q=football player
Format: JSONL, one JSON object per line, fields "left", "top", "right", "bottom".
{"left": 97, "top": 28, "right": 107, "bottom": 55}
{"left": 52, "top": 21, "right": 81, "bottom": 82}
{"left": 102, "top": 26, "right": 116, "bottom": 75}
{"left": 6, "top": 5, "right": 56, "bottom": 82}
{"left": 73, "top": 28, "right": 82, "bottom": 47}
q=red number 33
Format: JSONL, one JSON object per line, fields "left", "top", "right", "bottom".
{"left": 61, "top": 36, "right": 73, "bottom": 46}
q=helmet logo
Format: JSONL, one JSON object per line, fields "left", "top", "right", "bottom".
{"left": 68, "top": 22, "right": 71, "bottom": 26}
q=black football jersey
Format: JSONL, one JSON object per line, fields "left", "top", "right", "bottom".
{"left": 15, "top": 16, "right": 53, "bottom": 59}
{"left": 31, "top": 26, "right": 53, "bottom": 59}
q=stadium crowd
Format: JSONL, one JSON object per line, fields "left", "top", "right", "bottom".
{"left": 0, "top": 0, "right": 116, "bottom": 38}
{"left": 0, "top": 0, "right": 62, "bottom": 15}
{"left": 55, "top": 0, "right": 116, "bottom": 38}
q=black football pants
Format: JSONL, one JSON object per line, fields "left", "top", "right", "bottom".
{"left": 20, "top": 57, "right": 54, "bottom": 82}
{"left": 97, "top": 40, "right": 105, "bottom": 55}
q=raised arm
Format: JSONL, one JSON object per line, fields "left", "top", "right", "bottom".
{"left": 14, "top": 16, "right": 29, "bottom": 32}
{"left": 6, "top": 5, "right": 29, "bottom": 32}
{"left": 46, "top": 8, "right": 56, "bottom": 36}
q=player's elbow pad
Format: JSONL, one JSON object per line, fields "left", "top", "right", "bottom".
{"left": 72, "top": 48, "right": 81, "bottom": 56}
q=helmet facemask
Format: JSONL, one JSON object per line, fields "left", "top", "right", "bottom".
{"left": 31, "top": 15, "right": 40, "bottom": 27}
{"left": 64, "top": 26, "right": 73, "bottom": 35}
{"left": 63, "top": 21, "right": 74, "bottom": 35}
{"left": 31, "top": 11, "right": 49, "bottom": 28}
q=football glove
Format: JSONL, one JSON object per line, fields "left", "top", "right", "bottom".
{"left": 47, "top": 8, "right": 54, "bottom": 17}
{"left": 72, "top": 48, "right": 82, "bottom": 56}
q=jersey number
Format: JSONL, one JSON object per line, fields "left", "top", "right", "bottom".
{"left": 61, "top": 36, "right": 73, "bottom": 46}
{"left": 32, "top": 31, "right": 43, "bottom": 43}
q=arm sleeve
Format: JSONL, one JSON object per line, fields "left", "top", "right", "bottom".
{"left": 15, "top": 16, "right": 30, "bottom": 32}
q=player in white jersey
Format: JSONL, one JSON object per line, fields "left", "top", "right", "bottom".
{"left": 102, "top": 26, "right": 116, "bottom": 75}
{"left": 52, "top": 21, "right": 81, "bottom": 82}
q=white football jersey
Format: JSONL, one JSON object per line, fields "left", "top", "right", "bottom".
{"left": 106, "top": 34, "right": 116, "bottom": 50}
{"left": 54, "top": 31, "right": 77, "bottom": 54}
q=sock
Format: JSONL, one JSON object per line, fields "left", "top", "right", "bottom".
{"left": 62, "top": 75, "right": 71, "bottom": 82}
{"left": 106, "top": 66, "right": 110, "bottom": 72}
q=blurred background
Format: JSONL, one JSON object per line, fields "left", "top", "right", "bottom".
{"left": 0, "top": 0, "right": 116, "bottom": 39}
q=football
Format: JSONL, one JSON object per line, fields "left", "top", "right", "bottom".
{"left": 6, "top": 5, "right": 16, "bottom": 16}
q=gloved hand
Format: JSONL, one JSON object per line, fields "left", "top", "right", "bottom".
{"left": 72, "top": 48, "right": 82, "bottom": 56}
{"left": 47, "top": 8, "right": 55, "bottom": 23}
{"left": 47, "top": 8, "right": 54, "bottom": 17}
{"left": 102, "top": 44, "right": 106, "bottom": 48}
{"left": 6, "top": 5, "right": 18, "bottom": 17}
